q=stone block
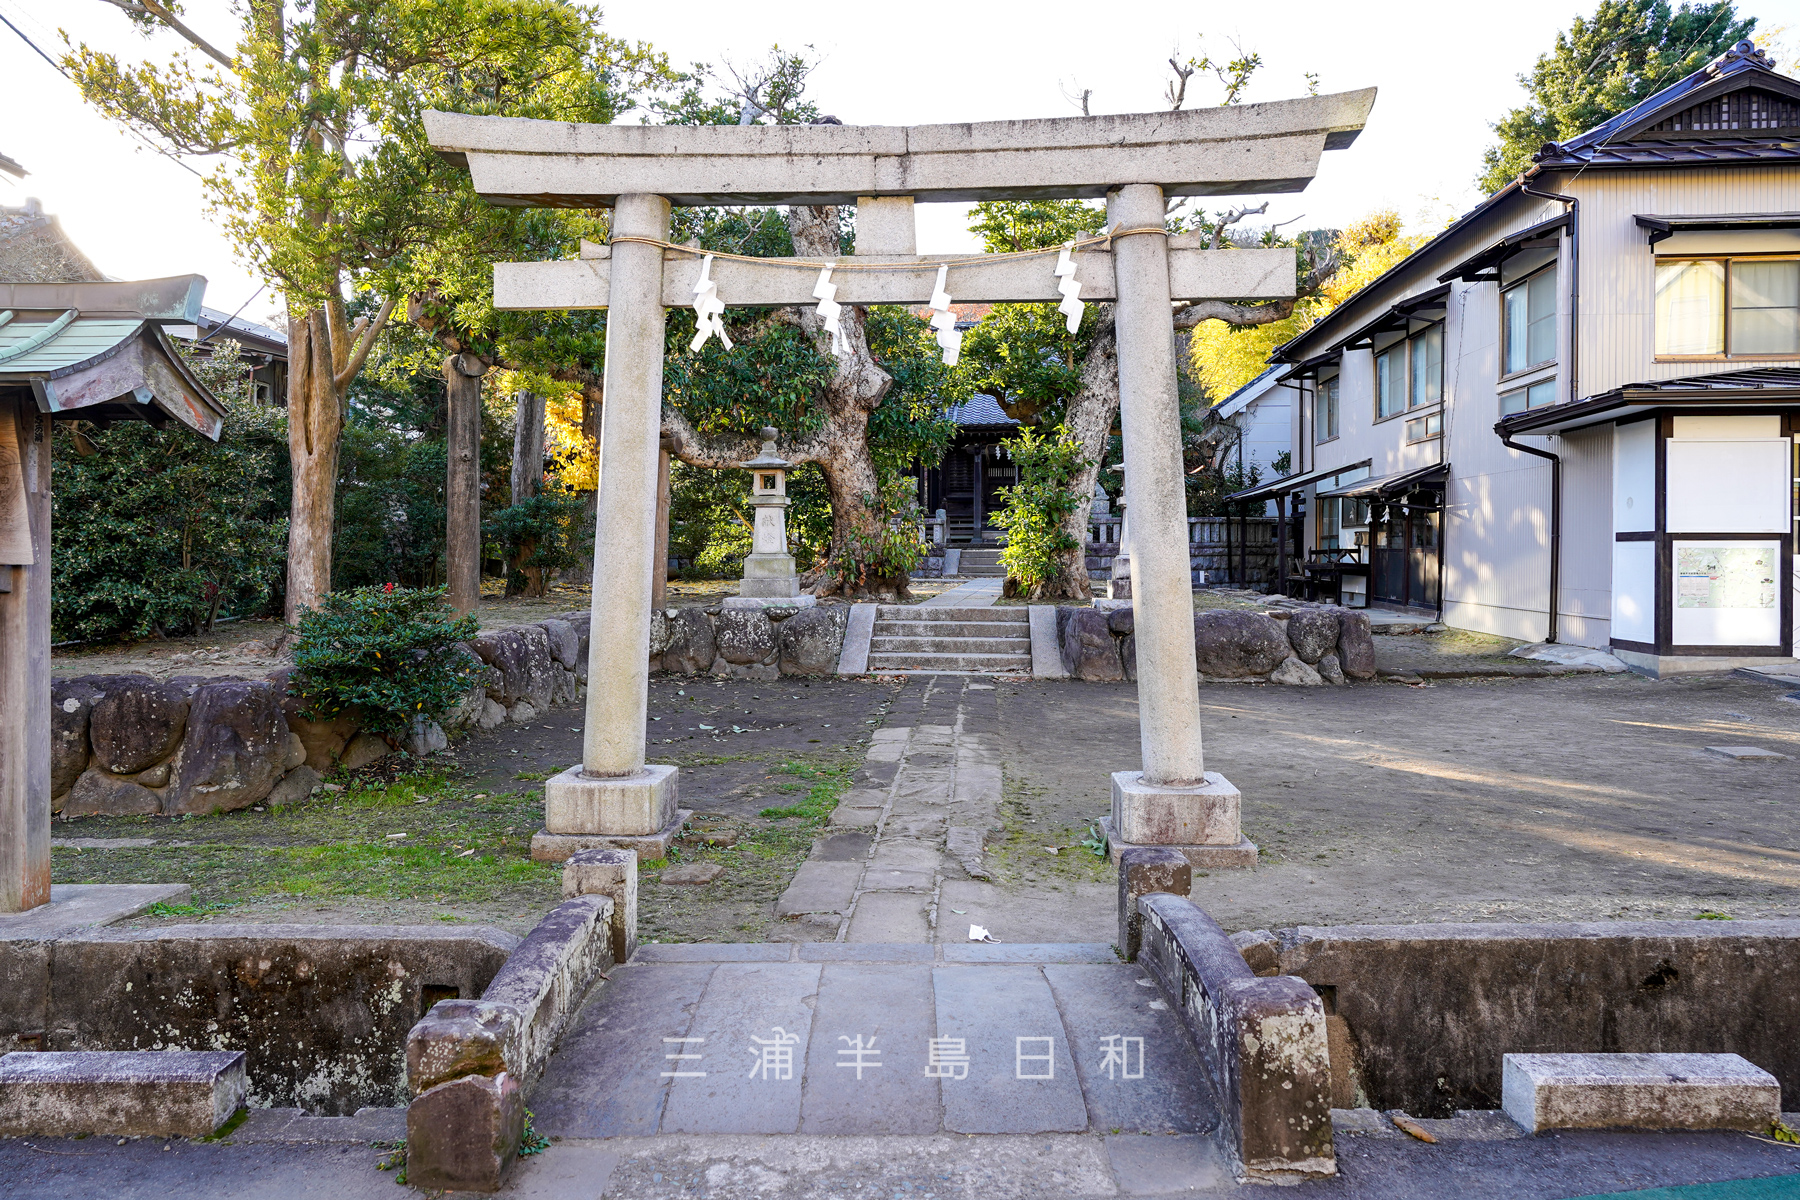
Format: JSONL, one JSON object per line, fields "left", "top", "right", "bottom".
{"left": 167, "top": 680, "right": 290, "bottom": 814}
{"left": 540, "top": 618, "right": 581, "bottom": 668}
{"left": 531, "top": 808, "right": 692, "bottom": 864}
{"left": 406, "top": 1070, "right": 524, "bottom": 1193}
{"left": 1028, "top": 605, "right": 1066, "bottom": 678}
{"left": 1194, "top": 611, "right": 1290, "bottom": 679}
{"left": 715, "top": 608, "right": 777, "bottom": 664}
{"left": 1117, "top": 847, "right": 1190, "bottom": 961}
{"left": 1063, "top": 607, "right": 1124, "bottom": 681}
{"left": 63, "top": 767, "right": 160, "bottom": 816}
{"left": 1270, "top": 655, "right": 1324, "bottom": 686}
{"left": 0, "top": 1050, "right": 246, "bottom": 1137}
{"left": 544, "top": 763, "right": 678, "bottom": 837}
{"left": 402, "top": 716, "right": 448, "bottom": 757}
{"left": 779, "top": 604, "right": 848, "bottom": 675}
{"left": 1317, "top": 654, "right": 1347, "bottom": 685}
{"left": 1111, "top": 770, "right": 1241, "bottom": 847}
{"left": 1501, "top": 1052, "right": 1780, "bottom": 1133}
{"left": 407, "top": 1000, "right": 522, "bottom": 1094}
{"left": 479, "top": 897, "right": 615, "bottom": 1088}
{"left": 662, "top": 607, "right": 717, "bottom": 674}
{"left": 50, "top": 678, "right": 103, "bottom": 799}
{"left": 1230, "top": 929, "right": 1280, "bottom": 976}
{"left": 1336, "top": 610, "right": 1377, "bottom": 679}
{"left": 265, "top": 765, "right": 321, "bottom": 807}
{"left": 1285, "top": 610, "right": 1340, "bottom": 664}
{"left": 339, "top": 730, "right": 391, "bottom": 771}
{"left": 562, "top": 847, "right": 638, "bottom": 964}
{"left": 834, "top": 603, "right": 876, "bottom": 675}
{"left": 89, "top": 675, "right": 190, "bottom": 775}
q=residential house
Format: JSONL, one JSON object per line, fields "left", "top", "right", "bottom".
{"left": 1208, "top": 365, "right": 1296, "bottom": 517}
{"left": 1233, "top": 40, "right": 1800, "bottom": 677}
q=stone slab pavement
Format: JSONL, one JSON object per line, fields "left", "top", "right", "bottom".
{"left": 528, "top": 942, "right": 1213, "bottom": 1141}
{"left": 7, "top": 1109, "right": 1800, "bottom": 1198}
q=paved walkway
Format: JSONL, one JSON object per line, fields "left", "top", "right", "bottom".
{"left": 921, "top": 578, "right": 1002, "bottom": 607}
{"left": 530, "top": 942, "right": 1215, "bottom": 1141}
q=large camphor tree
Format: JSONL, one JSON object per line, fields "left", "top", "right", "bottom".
{"left": 64, "top": 0, "right": 653, "bottom": 620}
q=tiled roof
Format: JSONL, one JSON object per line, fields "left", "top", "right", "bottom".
{"left": 1536, "top": 135, "right": 1800, "bottom": 169}
{"left": 1605, "top": 366, "right": 1800, "bottom": 398}
{"left": 945, "top": 392, "right": 1018, "bottom": 427}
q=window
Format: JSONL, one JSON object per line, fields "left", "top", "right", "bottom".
{"left": 1315, "top": 376, "right": 1339, "bottom": 442}
{"left": 1409, "top": 324, "right": 1443, "bottom": 409}
{"left": 1502, "top": 266, "right": 1558, "bottom": 374}
{"left": 1656, "top": 257, "right": 1800, "bottom": 357}
{"left": 1318, "top": 496, "right": 1341, "bottom": 549}
{"left": 1374, "top": 349, "right": 1398, "bottom": 419}
{"left": 1500, "top": 378, "right": 1557, "bottom": 416}
{"left": 1405, "top": 411, "right": 1442, "bottom": 443}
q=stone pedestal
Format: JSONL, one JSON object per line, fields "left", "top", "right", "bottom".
{"left": 534, "top": 763, "right": 687, "bottom": 862}
{"left": 1103, "top": 770, "right": 1257, "bottom": 868}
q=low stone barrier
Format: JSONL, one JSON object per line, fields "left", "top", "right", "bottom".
{"left": 1135, "top": 893, "right": 1335, "bottom": 1181}
{"left": 404, "top": 850, "right": 635, "bottom": 1192}
{"left": 0, "top": 1049, "right": 246, "bottom": 1137}
{"left": 1056, "top": 605, "right": 1376, "bottom": 685}
{"left": 1246, "top": 919, "right": 1800, "bottom": 1117}
{"left": 0, "top": 924, "right": 515, "bottom": 1114}
{"left": 650, "top": 601, "right": 848, "bottom": 679}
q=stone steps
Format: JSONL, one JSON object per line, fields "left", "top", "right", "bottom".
{"left": 865, "top": 650, "right": 1032, "bottom": 673}
{"left": 870, "top": 635, "right": 1031, "bottom": 655}
{"left": 877, "top": 620, "right": 1028, "bottom": 639}
{"left": 868, "top": 605, "right": 1030, "bottom": 675}
{"left": 956, "top": 550, "right": 1006, "bottom": 577}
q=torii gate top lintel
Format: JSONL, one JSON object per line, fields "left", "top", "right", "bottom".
{"left": 422, "top": 88, "right": 1375, "bottom": 208}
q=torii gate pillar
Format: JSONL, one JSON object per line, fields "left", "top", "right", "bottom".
{"left": 536, "top": 194, "right": 686, "bottom": 861}
{"left": 1104, "top": 184, "right": 1255, "bottom": 867}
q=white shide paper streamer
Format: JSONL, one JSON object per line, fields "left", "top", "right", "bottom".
{"left": 813, "top": 263, "right": 846, "bottom": 354}
{"left": 1055, "top": 243, "right": 1084, "bottom": 334}
{"left": 689, "top": 253, "right": 733, "bottom": 352}
{"left": 925, "top": 264, "right": 962, "bottom": 366}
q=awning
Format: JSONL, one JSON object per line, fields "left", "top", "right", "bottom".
{"left": 0, "top": 277, "right": 227, "bottom": 440}
{"left": 1226, "top": 459, "right": 1370, "bottom": 504}
{"left": 1634, "top": 212, "right": 1800, "bottom": 246}
{"left": 1437, "top": 213, "right": 1570, "bottom": 284}
{"left": 1274, "top": 350, "right": 1339, "bottom": 383}
{"left": 1497, "top": 366, "right": 1800, "bottom": 436}
{"left": 1337, "top": 283, "right": 1451, "bottom": 351}
{"left": 1315, "top": 462, "right": 1449, "bottom": 499}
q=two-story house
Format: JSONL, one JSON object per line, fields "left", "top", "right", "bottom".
{"left": 1232, "top": 40, "right": 1800, "bottom": 678}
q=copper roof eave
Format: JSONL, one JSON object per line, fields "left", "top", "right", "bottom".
{"left": 2, "top": 323, "right": 227, "bottom": 440}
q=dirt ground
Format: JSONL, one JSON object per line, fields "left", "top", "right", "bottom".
{"left": 995, "top": 670, "right": 1800, "bottom": 930}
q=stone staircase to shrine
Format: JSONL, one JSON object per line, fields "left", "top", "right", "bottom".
{"left": 955, "top": 547, "right": 1006, "bottom": 577}
{"left": 865, "top": 605, "right": 1031, "bottom": 674}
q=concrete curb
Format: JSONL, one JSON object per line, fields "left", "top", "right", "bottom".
{"left": 1028, "top": 605, "right": 1066, "bottom": 678}
{"left": 836, "top": 603, "right": 878, "bottom": 675}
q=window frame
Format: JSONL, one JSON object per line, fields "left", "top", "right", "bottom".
{"left": 1403, "top": 411, "right": 1443, "bottom": 444}
{"left": 1372, "top": 321, "right": 1445, "bottom": 423}
{"left": 1499, "top": 377, "right": 1558, "bottom": 417}
{"left": 1314, "top": 374, "right": 1340, "bottom": 445}
{"left": 1500, "top": 263, "right": 1559, "bottom": 381}
{"left": 1654, "top": 254, "right": 1800, "bottom": 362}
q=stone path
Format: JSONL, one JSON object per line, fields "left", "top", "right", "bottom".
{"left": 530, "top": 942, "right": 1220, "bottom": 1142}
{"left": 774, "top": 676, "right": 1010, "bottom": 942}
{"left": 921, "top": 578, "right": 1002, "bottom": 606}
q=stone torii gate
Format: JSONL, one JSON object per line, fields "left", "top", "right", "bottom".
{"left": 425, "top": 91, "right": 1374, "bottom": 865}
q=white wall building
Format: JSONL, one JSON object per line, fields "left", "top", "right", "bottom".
{"left": 1211, "top": 365, "right": 1296, "bottom": 517}
{"left": 1232, "top": 41, "right": 1800, "bottom": 677}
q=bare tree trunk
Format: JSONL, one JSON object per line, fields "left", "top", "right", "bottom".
{"left": 511, "top": 390, "right": 546, "bottom": 504}
{"left": 445, "top": 353, "right": 485, "bottom": 614}
{"left": 652, "top": 443, "right": 671, "bottom": 608}
{"left": 284, "top": 308, "right": 344, "bottom": 622}
{"left": 509, "top": 389, "right": 548, "bottom": 597}
{"left": 1025, "top": 311, "right": 1119, "bottom": 602}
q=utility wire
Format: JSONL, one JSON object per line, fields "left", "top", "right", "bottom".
{"left": 194, "top": 282, "right": 269, "bottom": 346}
{"left": 0, "top": 2, "right": 206, "bottom": 180}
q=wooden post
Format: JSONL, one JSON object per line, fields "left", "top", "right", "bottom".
{"left": 445, "top": 354, "right": 485, "bottom": 615}
{"left": 652, "top": 443, "right": 671, "bottom": 609}
{"left": 971, "top": 447, "right": 984, "bottom": 545}
{"left": 0, "top": 398, "right": 51, "bottom": 913}
{"left": 1275, "top": 493, "right": 1289, "bottom": 599}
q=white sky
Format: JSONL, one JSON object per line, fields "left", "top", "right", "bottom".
{"left": 2, "top": 0, "right": 1796, "bottom": 327}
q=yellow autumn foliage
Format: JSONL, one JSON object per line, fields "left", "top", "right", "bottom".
{"left": 491, "top": 369, "right": 597, "bottom": 492}
{"left": 1188, "top": 210, "right": 1427, "bottom": 404}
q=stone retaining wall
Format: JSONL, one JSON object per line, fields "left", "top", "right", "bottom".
{"left": 52, "top": 604, "right": 850, "bottom": 818}
{"left": 1235, "top": 920, "right": 1800, "bottom": 1117}
{"left": 0, "top": 924, "right": 516, "bottom": 1115}
{"left": 1056, "top": 604, "right": 1377, "bottom": 685}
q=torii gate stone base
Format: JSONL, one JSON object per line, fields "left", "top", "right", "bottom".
{"left": 426, "top": 91, "right": 1374, "bottom": 869}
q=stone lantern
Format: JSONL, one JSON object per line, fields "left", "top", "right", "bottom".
{"left": 737, "top": 427, "right": 804, "bottom": 602}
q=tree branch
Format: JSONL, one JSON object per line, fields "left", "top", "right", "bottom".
{"left": 102, "top": 0, "right": 236, "bottom": 70}
{"left": 334, "top": 294, "right": 396, "bottom": 390}
{"left": 1208, "top": 201, "right": 1269, "bottom": 250}
{"left": 1172, "top": 298, "right": 1295, "bottom": 329}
